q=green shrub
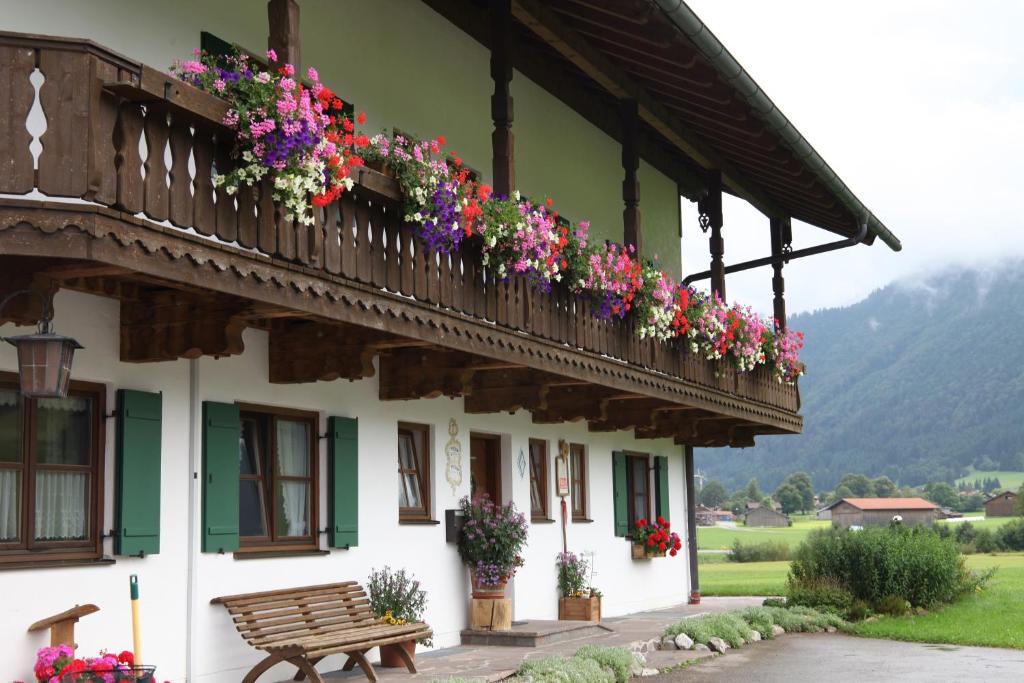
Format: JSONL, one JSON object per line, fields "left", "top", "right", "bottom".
{"left": 517, "top": 655, "right": 614, "bottom": 683}
{"left": 663, "top": 612, "right": 753, "bottom": 648}
{"left": 785, "top": 576, "right": 854, "bottom": 615}
{"left": 875, "top": 595, "right": 911, "bottom": 616}
{"left": 847, "top": 599, "right": 872, "bottom": 621}
{"left": 973, "top": 528, "right": 1000, "bottom": 553}
{"left": 573, "top": 645, "right": 635, "bottom": 683}
{"left": 996, "top": 519, "right": 1024, "bottom": 551}
{"left": 737, "top": 606, "right": 776, "bottom": 638}
{"left": 728, "top": 539, "right": 790, "bottom": 562}
{"left": 953, "top": 521, "right": 977, "bottom": 545}
{"left": 761, "top": 605, "right": 846, "bottom": 632}
{"left": 761, "top": 597, "right": 787, "bottom": 608}
{"left": 789, "top": 526, "right": 977, "bottom": 607}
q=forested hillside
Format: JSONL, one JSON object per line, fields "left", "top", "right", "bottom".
{"left": 698, "top": 265, "right": 1024, "bottom": 490}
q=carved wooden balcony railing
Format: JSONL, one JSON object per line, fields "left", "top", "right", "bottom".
{"left": 0, "top": 31, "right": 799, "bottom": 426}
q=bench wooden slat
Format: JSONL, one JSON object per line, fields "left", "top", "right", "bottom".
{"left": 262, "top": 622, "right": 431, "bottom": 652}
{"left": 242, "top": 612, "right": 380, "bottom": 642}
{"left": 304, "top": 628, "right": 433, "bottom": 659}
{"left": 247, "top": 615, "right": 397, "bottom": 645}
{"left": 212, "top": 581, "right": 359, "bottom": 606}
{"left": 232, "top": 596, "right": 371, "bottom": 624}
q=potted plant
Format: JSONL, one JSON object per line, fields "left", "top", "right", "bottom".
{"left": 630, "top": 516, "right": 682, "bottom": 559}
{"left": 34, "top": 646, "right": 155, "bottom": 682}
{"left": 456, "top": 495, "right": 529, "bottom": 599}
{"left": 366, "top": 566, "right": 431, "bottom": 668}
{"left": 556, "top": 552, "right": 602, "bottom": 621}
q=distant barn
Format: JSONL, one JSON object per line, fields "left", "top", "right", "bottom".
{"left": 985, "top": 491, "right": 1018, "bottom": 518}
{"left": 745, "top": 507, "right": 791, "bottom": 527}
{"left": 824, "top": 498, "right": 938, "bottom": 528}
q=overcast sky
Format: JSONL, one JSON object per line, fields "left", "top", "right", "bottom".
{"left": 678, "top": 0, "right": 1024, "bottom": 316}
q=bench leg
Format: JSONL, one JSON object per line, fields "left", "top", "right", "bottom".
{"left": 293, "top": 656, "right": 324, "bottom": 681}
{"left": 345, "top": 650, "right": 378, "bottom": 683}
{"left": 341, "top": 650, "right": 366, "bottom": 671}
{"left": 242, "top": 653, "right": 286, "bottom": 683}
{"left": 286, "top": 656, "right": 325, "bottom": 683}
{"left": 393, "top": 643, "right": 418, "bottom": 674}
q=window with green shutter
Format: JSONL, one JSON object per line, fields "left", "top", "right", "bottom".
{"left": 202, "top": 401, "right": 240, "bottom": 553}
{"left": 654, "top": 455, "right": 670, "bottom": 523}
{"left": 328, "top": 416, "right": 358, "bottom": 548}
{"left": 115, "top": 389, "right": 162, "bottom": 557}
{"left": 612, "top": 451, "right": 627, "bottom": 537}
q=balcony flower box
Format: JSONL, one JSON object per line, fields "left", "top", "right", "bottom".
{"left": 630, "top": 517, "right": 682, "bottom": 559}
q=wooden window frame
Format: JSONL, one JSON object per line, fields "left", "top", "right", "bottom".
{"left": 398, "top": 422, "right": 432, "bottom": 523}
{"left": 569, "top": 443, "right": 589, "bottom": 521}
{"left": 0, "top": 372, "right": 105, "bottom": 566}
{"left": 529, "top": 438, "right": 550, "bottom": 521}
{"left": 625, "top": 452, "right": 651, "bottom": 530}
{"left": 235, "top": 403, "right": 318, "bottom": 554}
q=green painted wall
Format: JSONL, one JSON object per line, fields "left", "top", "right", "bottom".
{"left": 6, "top": 0, "right": 683, "bottom": 276}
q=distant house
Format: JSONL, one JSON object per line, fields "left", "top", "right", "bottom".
{"left": 745, "top": 507, "right": 791, "bottom": 527}
{"left": 695, "top": 505, "right": 732, "bottom": 526}
{"left": 824, "top": 498, "right": 939, "bottom": 528}
{"left": 985, "top": 491, "right": 1019, "bottom": 518}
{"left": 816, "top": 507, "right": 832, "bottom": 521}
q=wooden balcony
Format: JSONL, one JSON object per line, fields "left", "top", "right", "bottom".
{"left": 0, "top": 31, "right": 800, "bottom": 445}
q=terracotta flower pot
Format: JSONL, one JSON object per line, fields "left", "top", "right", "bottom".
{"left": 470, "top": 570, "right": 508, "bottom": 599}
{"left": 379, "top": 639, "right": 416, "bottom": 668}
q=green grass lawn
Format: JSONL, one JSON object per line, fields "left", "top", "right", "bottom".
{"left": 855, "top": 553, "right": 1024, "bottom": 649}
{"left": 699, "top": 553, "right": 1024, "bottom": 649}
{"left": 697, "top": 517, "right": 829, "bottom": 550}
{"left": 956, "top": 469, "right": 1024, "bottom": 490}
{"left": 936, "top": 516, "right": 1018, "bottom": 532}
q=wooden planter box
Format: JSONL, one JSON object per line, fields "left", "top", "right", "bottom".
{"left": 631, "top": 543, "right": 664, "bottom": 560}
{"left": 558, "top": 596, "right": 601, "bottom": 621}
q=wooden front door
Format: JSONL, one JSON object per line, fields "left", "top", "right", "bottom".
{"left": 470, "top": 434, "right": 501, "bottom": 503}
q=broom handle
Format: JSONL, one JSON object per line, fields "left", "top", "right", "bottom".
{"left": 130, "top": 575, "right": 142, "bottom": 667}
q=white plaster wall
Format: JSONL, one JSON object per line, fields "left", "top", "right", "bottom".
{"left": 3, "top": 0, "right": 684, "bottom": 275}
{"left": 1, "top": 291, "right": 691, "bottom": 681}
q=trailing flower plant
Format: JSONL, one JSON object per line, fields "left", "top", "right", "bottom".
{"left": 366, "top": 566, "right": 432, "bottom": 646}
{"left": 632, "top": 516, "right": 683, "bottom": 557}
{"left": 456, "top": 495, "right": 529, "bottom": 587}
{"left": 170, "top": 48, "right": 367, "bottom": 225}
{"left": 167, "top": 51, "right": 805, "bottom": 381}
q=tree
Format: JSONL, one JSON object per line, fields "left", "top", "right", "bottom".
{"left": 873, "top": 476, "right": 897, "bottom": 498}
{"left": 783, "top": 472, "right": 815, "bottom": 512}
{"left": 831, "top": 485, "right": 854, "bottom": 504}
{"left": 1017, "top": 484, "right": 1024, "bottom": 516}
{"left": 700, "top": 480, "right": 728, "bottom": 509}
{"left": 744, "top": 479, "right": 763, "bottom": 503}
{"left": 727, "top": 491, "right": 749, "bottom": 516}
{"left": 838, "top": 473, "right": 873, "bottom": 497}
{"left": 923, "top": 482, "right": 959, "bottom": 509}
{"left": 775, "top": 484, "right": 802, "bottom": 514}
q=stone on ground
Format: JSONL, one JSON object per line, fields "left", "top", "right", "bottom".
{"left": 640, "top": 668, "right": 661, "bottom": 677}
{"left": 771, "top": 624, "right": 786, "bottom": 637}
{"left": 661, "top": 635, "right": 678, "bottom": 650}
{"left": 748, "top": 630, "right": 762, "bottom": 642}
{"left": 707, "top": 637, "right": 731, "bottom": 653}
{"left": 674, "top": 633, "right": 695, "bottom": 650}
{"left": 693, "top": 643, "right": 710, "bottom": 652}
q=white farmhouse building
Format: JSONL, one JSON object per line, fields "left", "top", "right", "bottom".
{"left": 0, "top": 1, "right": 898, "bottom": 680}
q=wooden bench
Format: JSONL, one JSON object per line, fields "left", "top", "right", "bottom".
{"left": 212, "top": 581, "right": 432, "bottom": 682}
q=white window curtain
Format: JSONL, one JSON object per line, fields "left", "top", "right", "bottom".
{"left": 0, "top": 470, "right": 19, "bottom": 541}
{"left": 275, "top": 420, "right": 309, "bottom": 537}
{"left": 34, "top": 471, "right": 88, "bottom": 540}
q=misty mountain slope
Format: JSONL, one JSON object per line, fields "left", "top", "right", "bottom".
{"left": 697, "top": 266, "right": 1024, "bottom": 491}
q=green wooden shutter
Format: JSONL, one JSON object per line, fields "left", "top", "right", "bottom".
{"left": 328, "top": 416, "right": 358, "bottom": 548}
{"left": 612, "top": 451, "right": 628, "bottom": 537}
{"left": 655, "top": 455, "right": 670, "bottom": 523}
{"left": 114, "top": 389, "right": 162, "bottom": 557}
{"left": 202, "top": 401, "right": 240, "bottom": 553}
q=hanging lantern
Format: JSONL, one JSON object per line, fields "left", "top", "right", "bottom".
{"left": 2, "top": 289, "right": 82, "bottom": 399}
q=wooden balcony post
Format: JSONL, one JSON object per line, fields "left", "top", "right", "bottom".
{"left": 268, "top": 0, "right": 301, "bottom": 73}
{"left": 698, "top": 170, "right": 725, "bottom": 300}
{"left": 684, "top": 445, "right": 700, "bottom": 603}
{"left": 490, "top": 0, "right": 515, "bottom": 196}
{"left": 620, "top": 99, "right": 641, "bottom": 255}
{"left": 770, "top": 216, "right": 791, "bottom": 330}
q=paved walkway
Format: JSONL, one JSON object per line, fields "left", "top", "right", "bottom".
{"left": 279, "top": 597, "right": 761, "bottom": 681}
{"left": 653, "top": 633, "right": 1024, "bottom": 683}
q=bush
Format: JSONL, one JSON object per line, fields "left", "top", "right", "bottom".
{"left": 664, "top": 606, "right": 847, "bottom": 646}
{"left": 517, "top": 656, "right": 614, "bottom": 683}
{"left": 663, "top": 612, "right": 754, "bottom": 648}
{"left": 785, "top": 576, "right": 854, "bottom": 616}
{"left": 953, "top": 521, "right": 977, "bottom": 545}
{"left": 789, "top": 526, "right": 978, "bottom": 608}
{"left": 847, "top": 599, "right": 872, "bottom": 621}
{"left": 737, "top": 606, "right": 776, "bottom": 639}
{"left": 573, "top": 645, "right": 635, "bottom": 683}
{"left": 973, "top": 528, "right": 1001, "bottom": 553}
{"left": 875, "top": 595, "right": 911, "bottom": 616}
{"left": 728, "top": 539, "right": 790, "bottom": 562}
{"left": 761, "top": 597, "right": 787, "bottom": 608}
{"left": 996, "top": 519, "right": 1024, "bottom": 551}
{"left": 761, "top": 605, "right": 846, "bottom": 632}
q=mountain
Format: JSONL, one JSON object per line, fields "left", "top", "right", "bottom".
{"left": 697, "top": 264, "right": 1024, "bottom": 492}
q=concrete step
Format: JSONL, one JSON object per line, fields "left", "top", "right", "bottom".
{"left": 461, "top": 620, "right": 612, "bottom": 647}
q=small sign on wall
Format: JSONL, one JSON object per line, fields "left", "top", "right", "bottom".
{"left": 556, "top": 440, "right": 570, "bottom": 497}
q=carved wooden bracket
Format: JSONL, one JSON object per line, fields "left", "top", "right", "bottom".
{"left": 120, "top": 290, "right": 247, "bottom": 362}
